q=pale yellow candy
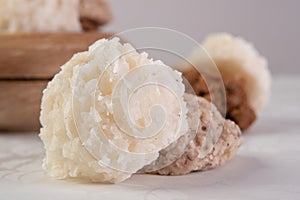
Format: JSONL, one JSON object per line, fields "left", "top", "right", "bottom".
{"left": 202, "top": 33, "right": 271, "bottom": 112}
{"left": 40, "top": 38, "right": 188, "bottom": 183}
{"left": 190, "top": 33, "right": 271, "bottom": 113}
{"left": 0, "top": 0, "right": 81, "bottom": 33}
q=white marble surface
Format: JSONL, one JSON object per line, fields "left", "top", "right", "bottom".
{"left": 0, "top": 76, "right": 300, "bottom": 200}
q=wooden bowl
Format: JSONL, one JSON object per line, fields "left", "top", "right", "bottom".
{"left": 0, "top": 33, "right": 111, "bottom": 131}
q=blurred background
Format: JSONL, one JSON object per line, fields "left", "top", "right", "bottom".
{"left": 104, "top": 0, "right": 300, "bottom": 75}
{"left": 1, "top": 0, "right": 299, "bottom": 132}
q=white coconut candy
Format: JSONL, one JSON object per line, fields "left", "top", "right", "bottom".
{"left": 39, "top": 37, "right": 189, "bottom": 183}
{"left": 0, "top": 0, "right": 81, "bottom": 33}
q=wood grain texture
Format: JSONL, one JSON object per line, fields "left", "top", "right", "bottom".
{"left": 0, "top": 33, "right": 112, "bottom": 79}
{"left": 0, "top": 81, "right": 47, "bottom": 131}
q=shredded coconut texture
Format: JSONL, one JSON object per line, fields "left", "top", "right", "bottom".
{"left": 153, "top": 96, "right": 242, "bottom": 175}
{"left": 0, "top": 0, "right": 81, "bottom": 33}
{"left": 39, "top": 38, "right": 188, "bottom": 183}
{"left": 141, "top": 93, "right": 224, "bottom": 173}
{"left": 190, "top": 33, "right": 271, "bottom": 112}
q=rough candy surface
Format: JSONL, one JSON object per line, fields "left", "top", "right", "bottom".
{"left": 153, "top": 96, "right": 242, "bottom": 175}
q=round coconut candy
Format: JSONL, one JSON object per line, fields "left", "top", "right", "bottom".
{"left": 40, "top": 38, "right": 190, "bottom": 183}
{"left": 189, "top": 33, "right": 271, "bottom": 113}
{"left": 152, "top": 95, "right": 242, "bottom": 175}
{"left": 0, "top": 0, "right": 112, "bottom": 33}
{"left": 0, "top": 0, "right": 81, "bottom": 33}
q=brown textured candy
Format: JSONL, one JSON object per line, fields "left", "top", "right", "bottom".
{"left": 153, "top": 96, "right": 242, "bottom": 175}
{"left": 79, "top": 0, "right": 112, "bottom": 31}
{"left": 184, "top": 69, "right": 256, "bottom": 131}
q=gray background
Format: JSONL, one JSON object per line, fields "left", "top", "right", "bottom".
{"left": 104, "top": 0, "right": 300, "bottom": 75}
